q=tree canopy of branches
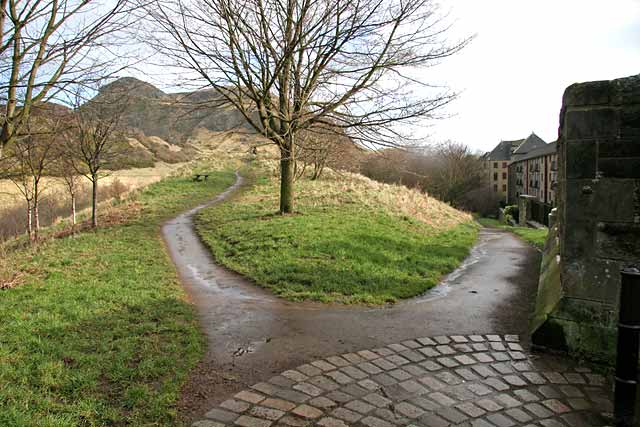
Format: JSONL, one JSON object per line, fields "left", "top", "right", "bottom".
{"left": 64, "top": 93, "right": 128, "bottom": 228}
{"left": 147, "top": 0, "right": 471, "bottom": 213}
{"left": 361, "top": 141, "right": 498, "bottom": 214}
{"left": 5, "top": 106, "right": 63, "bottom": 239}
{"left": 295, "top": 126, "right": 363, "bottom": 180}
{"left": 0, "top": 0, "right": 132, "bottom": 159}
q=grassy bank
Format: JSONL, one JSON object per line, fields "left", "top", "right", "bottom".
{"left": 196, "top": 169, "right": 478, "bottom": 304}
{"left": 476, "top": 217, "right": 548, "bottom": 250}
{"left": 0, "top": 170, "right": 235, "bottom": 427}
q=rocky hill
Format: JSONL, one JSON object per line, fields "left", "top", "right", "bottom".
{"left": 92, "top": 77, "right": 253, "bottom": 146}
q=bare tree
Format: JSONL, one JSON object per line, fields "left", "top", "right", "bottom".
{"left": 146, "top": 0, "right": 471, "bottom": 213}
{"left": 296, "top": 127, "right": 361, "bottom": 180}
{"left": 0, "top": 0, "right": 133, "bottom": 160}
{"left": 64, "top": 94, "right": 128, "bottom": 228}
{"left": 6, "top": 112, "right": 61, "bottom": 240}
{"left": 361, "top": 141, "right": 491, "bottom": 211}
{"left": 54, "top": 154, "right": 82, "bottom": 230}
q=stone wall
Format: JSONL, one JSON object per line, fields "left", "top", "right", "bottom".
{"left": 530, "top": 74, "right": 640, "bottom": 363}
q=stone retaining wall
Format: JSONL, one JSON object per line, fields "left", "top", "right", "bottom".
{"left": 531, "top": 74, "right": 640, "bottom": 362}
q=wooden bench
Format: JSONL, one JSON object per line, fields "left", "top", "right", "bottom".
{"left": 192, "top": 173, "right": 210, "bottom": 182}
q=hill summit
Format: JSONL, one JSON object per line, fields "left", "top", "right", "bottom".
{"left": 91, "top": 77, "right": 256, "bottom": 145}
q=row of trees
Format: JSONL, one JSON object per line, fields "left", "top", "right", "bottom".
{"left": 361, "top": 142, "right": 501, "bottom": 215}
{"left": 2, "top": 0, "right": 471, "bottom": 220}
{"left": 2, "top": 101, "right": 127, "bottom": 241}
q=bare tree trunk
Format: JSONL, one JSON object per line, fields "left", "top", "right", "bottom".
{"left": 91, "top": 175, "right": 98, "bottom": 228}
{"left": 26, "top": 201, "right": 32, "bottom": 239}
{"left": 33, "top": 197, "right": 40, "bottom": 240}
{"left": 280, "top": 144, "right": 295, "bottom": 214}
{"left": 71, "top": 193, "right": 76, "bottom": 228}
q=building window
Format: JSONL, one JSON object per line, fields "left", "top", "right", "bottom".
{"left": 502, "top": 184, "right": 507, "bottom": 191}
{"left": 493, "top": 184, "right": 498, "bottom": 192}
{"left": 502, "top": 162, "right": 507, "bottom": 168}
{"left": 493, "top": 172, "right": 498, "bottom": 181}
{"left": 493, "top": 162, "right": 498, "bottom": 168}
{"left": 502, "top": 172, "right": 507, "bottom": 179}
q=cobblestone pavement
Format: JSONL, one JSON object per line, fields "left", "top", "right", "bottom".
{"left": 192, "top": 335, "right": 613, "bottom": 427}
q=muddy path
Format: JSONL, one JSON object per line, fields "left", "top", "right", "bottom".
{"left": 162, "top": 173, "right": 541, "bottom": 422}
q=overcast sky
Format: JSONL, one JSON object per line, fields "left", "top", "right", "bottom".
{"left": 427, "top": 0, "right": 640, "bottom": 153}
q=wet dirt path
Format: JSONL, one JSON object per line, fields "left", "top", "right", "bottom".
{"left": 162, "top": 173, "right": 541, "bottom": 421}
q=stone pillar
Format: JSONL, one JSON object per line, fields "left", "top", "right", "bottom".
{"left": 518, "top": 195, "right": 535, "bottom": 225}
{"left": 531, "top": 74, "right": 640, "bottom": 363}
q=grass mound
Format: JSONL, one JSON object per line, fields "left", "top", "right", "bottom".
{"left": 196, "top": 167, "right": 477, "bottom": 304}
{"left": 0, "top": 171, "right": 235, "bottom": 427}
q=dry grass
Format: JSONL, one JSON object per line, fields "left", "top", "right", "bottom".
{"left": 249, "top": 160, "right": 471, "bottom": 231}
{"left": 0, "top": 162, "right": 184, "bottom": 207}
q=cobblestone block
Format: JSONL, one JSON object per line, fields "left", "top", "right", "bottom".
{"left": 359, "top": 362, "right": 383, "bottom": 375}
{"left": 401, "top": 340, "right": 421, "bottom": 349}
{"left": 297, "top": 365, "right": 322, "bottom": 377}
{"left": 262, "top": 398, "right": 296, "bottom": 412}
{"left": 494, "top": 393, "right": 521, "bottom": 408}
{"left": 476, "top": 398, "right": 503, "bottom": 412}
{"left": 236, "top": 391, "right": 266, "bottom": 404}
{"left": 252, "top": 383, "right": 279, "bottom": 396}
{"left": 357, "top": 350, "right": 379, "bottom": 361}
{"left": 340, "top": 366, "right": 368, "bottom": 380}
{"left": 437, "top": 406, "right": 468, "bottom": 424}
{"left": 269, "top": 376, "right": 294, "bottom": 388}
{"left": 435, "top": 371, "right": 463, "bottom": 386}
{"left": 308, "top": 396, "right": 337, "bottom": 409}
{"left": 344, "top": 353, "right": 369, "bottom": 365}
{"left": 358, "top": 379, "right": 381, "bottom": 391}
{"left": 205, "top": 408, "right": 239, "bottom": 423}
{"left": 400, "top": 350, "right": 425, "bottom": 362}
{"left": 234, "top": 415, "right": 272, "bottom": 427}
{"left": 221, "top": 399, "right": 251, "bottom": 413}
{"left": 388, "top": 343, "right": 409, "bottom": 352}
{"left": 291, "top": 405, "right": 323, "bottom": 419}
{"left": 249, "top": 406, "right": 285, "bottom": 421}
{"left": 325, "top": 391, "right": 353, "bottom": 403}
{"left": 293, "top": 382, "right": 323, "bottom": 397}
{"left": 486, "top": 412, "right": 516, "bottom": 427}
{"left": 416, "top": 337, "right": 437, "bottom": 346}
{"left": 345, "top": 400, "right": 375, "bottom": 414}
{"left": 457, "top": 402, "right": 487, "bottom": 418}
{"left": 331, "top": 407, "right": 362, "bottom": 423}
{"left": 371, "top": 359, "right": 396, "bottom": 371}
{"left": 312, "top": 360, "right": 336, "bottom": 372}
{"left": 325, "top": 370, "right": 353, "bottom": 385}
{"left": 403, "top": 365, "right": 427, "bottom": 377}
{"left": 317, "top": 417, "right": 349, "bottom": 427}
{"left": 388, "top": 369, "right": 412, "bottom": 381}
{"left": 326, "top": 356, "right": 350, "bottom": 367}
{"left": 309, "top": 376, "right": 340, "bottom": 391}
{"left": 505, "top": 407, "right": 533, "bottom": 423}
{"left": 363, "top": 393, "right": 392, "bottom": 408}
{"left": 282, "top": 370, "right": 308, "bottom": 383}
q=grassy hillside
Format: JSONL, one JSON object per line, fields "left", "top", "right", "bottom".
{"left": 196, "top": 164, "right": 477, "bottom": 304}
{"left": 0, "top": 171, "right": 236, "bottom": 427}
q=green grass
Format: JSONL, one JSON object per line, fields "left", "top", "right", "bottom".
{"left": 476, "top": 217, "right": 548, "bottom": 250}
{"left": 0, "top": 170, "right": 236, "bottom": 427}
{"left": 195, "top": 173, "right": 478, "bottom": 304}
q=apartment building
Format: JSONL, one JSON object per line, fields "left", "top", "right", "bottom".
{"left": 483, "top": 133, "right": 547, "bottom": 203}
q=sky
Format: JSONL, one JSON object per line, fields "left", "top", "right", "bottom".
{"left": 426, "top": 0, "right": 640, "bottom": 153}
